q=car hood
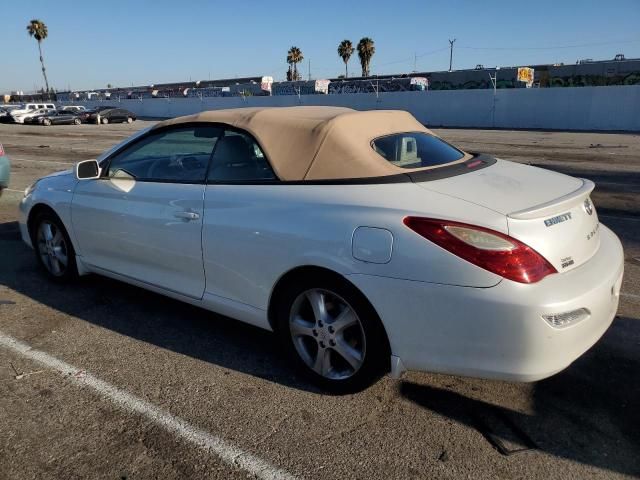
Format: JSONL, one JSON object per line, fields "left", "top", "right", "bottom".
{"left": 42, "top": 168, "right": 74, "bottom": 180}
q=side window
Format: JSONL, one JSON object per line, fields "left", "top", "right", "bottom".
{"left": 106, "top": 125, "right": 222, "bottom": 183}
{"left": 208, "top": 130, "right": 276, "bottom": 182}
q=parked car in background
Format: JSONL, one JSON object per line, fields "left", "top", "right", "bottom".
{"left": 12, "top": 107, "right": 56, "bottom": 124}
{"left": 0, "top": 143, "right": 10, "bottom": 196}
{"left": 19, "top": 106, "right": 624, "bottom": 392}
{"left": 79, "top": 106, "right": 116, "bottom": 123}
{"left": 0, "top": 105, "right": 21, "bottom": 118}
{"left": 0, "top": 105, "right": 25, "bottom": 123}
{"left": 60, "top": 105, "right": 87, "bottom": 112}
{"left": 26, "top": 110, "right": 82, "bottom": 126}
{"left": 86, "top": 107, "right": 136, "bottom": 124}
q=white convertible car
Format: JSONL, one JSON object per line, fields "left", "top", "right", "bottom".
{"left": 20, "top": 107, "right": 624, "bottom": 392}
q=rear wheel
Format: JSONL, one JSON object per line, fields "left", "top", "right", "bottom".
{"left": 126, "top": 116, "right": 133, "bottom": 124}
{"left": 101, "top": 117, "right": 109, "bottom": 124}
{"left": 32, "top": 212, "right": 78, "bottom": 282}
{"left": 73, "top": 118, "right": 81, "bottom": 125}
{"left": 276, "top": 274, "right": 388, "bottom": 393}
{"left": 42, "top": 118, "right": 51, "bottom": 126}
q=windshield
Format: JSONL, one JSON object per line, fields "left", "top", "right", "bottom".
{"left": 372, "top": 132, "right": 465, "bottom": 169}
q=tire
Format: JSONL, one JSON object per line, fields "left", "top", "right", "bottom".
{"left": 101, "top": 117, "right": 109, "bottom": 124}
{"left": 73, "top": 118, "right": 81, "bottom": 125}
{"left": 43, "top": 118, "right": 51, "bottom": 126}
{"left": 126, "top": 116, "right": 133, "bottom": 124}
{"left": 275, "top": 273, "right": 388, "bottom": 393}
{"left": 32, "top": 211, "right": 78, "bottom": 282}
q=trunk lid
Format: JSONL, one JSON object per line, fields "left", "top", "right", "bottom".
{"left": 415, "top": 159, "right": 600, "bottom": 273}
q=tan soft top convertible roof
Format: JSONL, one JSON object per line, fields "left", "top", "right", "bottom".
{"left": 154, "top": 106, "right": 465, "bottom": 181}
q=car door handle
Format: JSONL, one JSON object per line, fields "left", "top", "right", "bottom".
{"left": 173, "top": 211, "right": 200, "bottom": 220}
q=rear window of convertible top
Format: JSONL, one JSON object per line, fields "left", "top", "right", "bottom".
{"left": 372, "top": 132, "right": 465, "bottom": 169}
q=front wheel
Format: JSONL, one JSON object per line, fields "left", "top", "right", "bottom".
{"left": 126, "top": 116, "right": 133, "bottom": 124}
{"left": 42, "top": 118, "right": 51, "bottom": 126}
{"left": 33, "top": 212, "right": 78, "bottom": 282}
{"left": 101, "top": 117, "right": 109, "bottom": 124}
{"left": 73, "top": 118, "right": 81, "bottom": 125}
{"left": 276, "top": 275, "right": 388, "bottom": 393}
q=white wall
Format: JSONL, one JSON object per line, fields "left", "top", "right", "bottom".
{"left": 78, "top": 85, "right": 640, "bottom": 131}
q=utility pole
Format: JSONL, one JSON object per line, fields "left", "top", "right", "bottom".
{"left": 448, "top": 38, "right": 456, "bottom": 72}
{"left": 413, "top": 52, "right": 417, "bottom": 73}
{"left": 308, "top": 60, "right": 311, "bottom": 81}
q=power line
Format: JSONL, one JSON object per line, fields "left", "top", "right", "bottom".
{"left": 374, "top": 46, "right": 449, "bottom": 70}
{"left": 416, "top": 46, "right": 449, "bottom": 58}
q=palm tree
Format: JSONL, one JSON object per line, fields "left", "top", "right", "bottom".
{"left": 26, "top": 19, "right": 50, "bottom": 94}
{"left": 357, "top": 37, "right": 375, "bottom": 77}
{"left": 287, "top": 46, "right": 304, "bottom": 81}
{"left": 337, "top": 40, "right": 355, "bottom": 78}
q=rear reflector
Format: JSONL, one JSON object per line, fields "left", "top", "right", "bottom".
{"left": 543, "top": 308, "right": 590, "bottom": 328}
{"left": 403, "top": 217, "right": 557, "bottom": 283}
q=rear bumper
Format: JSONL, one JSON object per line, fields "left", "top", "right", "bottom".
{"left": 347, "top": 224, "right": 624, "bottom": 382}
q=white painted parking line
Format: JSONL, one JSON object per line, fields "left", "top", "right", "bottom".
{"left": 0, "top": 332, "right": 296, "bottom": 480}
{"left": 9, "top": 157, "right": 75, "bottom": 165}
{"left": 5, "top": 188, "right": 23, "bottom": 193}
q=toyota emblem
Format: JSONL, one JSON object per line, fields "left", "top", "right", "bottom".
{"left": 584, "top": 198, "right": 593, "bottom": 216}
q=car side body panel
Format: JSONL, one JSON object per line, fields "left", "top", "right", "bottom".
{"left": 71, "top": 179, "right": 207, "bottom": 299}
{"left": 201, "top": 183, "right": 505, "bottom": 314}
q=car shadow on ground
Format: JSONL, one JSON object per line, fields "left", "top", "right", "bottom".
{"left": 401, "top": 313, "right": 640, "bottom": 477}
{"left": 0, "top": 220, "right": 319, "bottom": 393}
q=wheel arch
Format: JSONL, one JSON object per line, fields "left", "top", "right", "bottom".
{"left": 267, "top": 265, "right": 391, "bottom": 359}
{"left": 27, "top": 203, "right": 67, "bottom": 245}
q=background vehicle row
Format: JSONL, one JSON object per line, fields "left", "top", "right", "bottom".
{"left": 0, "top": 104, "right": 136, "bottom": 125}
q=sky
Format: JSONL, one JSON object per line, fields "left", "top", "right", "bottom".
{"left": 2, "top": 0, "right": 640, "bottom": 93}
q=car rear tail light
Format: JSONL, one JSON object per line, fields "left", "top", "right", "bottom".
{"left": 403, "top": 217, "right": 557, "bottom": 283}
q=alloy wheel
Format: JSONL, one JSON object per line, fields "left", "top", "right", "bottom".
{"left": 36, "top": 221, "right": 68, "bottom": 276}
{"left": 289, "top": 288, "right": 366, "bottom": 380}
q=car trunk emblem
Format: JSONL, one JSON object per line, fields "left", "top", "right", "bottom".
{"left": 583, "top": 198, "right": 593, "bottom": 215}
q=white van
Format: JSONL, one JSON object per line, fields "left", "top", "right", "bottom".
{"left": 10, "top": 103, "right": 56, "bottom": 117}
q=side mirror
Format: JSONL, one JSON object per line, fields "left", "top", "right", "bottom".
{"left": 75, "top": 159, "right": 101, "bottom": 180}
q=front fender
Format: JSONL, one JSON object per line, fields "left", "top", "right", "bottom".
{"left": 20, "top": 171, "right": 79, "bottom": 252}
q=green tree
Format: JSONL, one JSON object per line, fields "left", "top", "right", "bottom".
{"left": 357, "top": 37, "right": 375, "bottom": 77}
{"left": 337, "top": 40, "right": 355, "bottom": 78}
{"left": 26, "top": 19, "right": 50, "bottom": 93}
{"left": 287, "top": 46, "right": 304, "bottom": 81}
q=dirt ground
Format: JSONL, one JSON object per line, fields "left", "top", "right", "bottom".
{"left": 0, "top": 122, "right": 638, "bottom": 479}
